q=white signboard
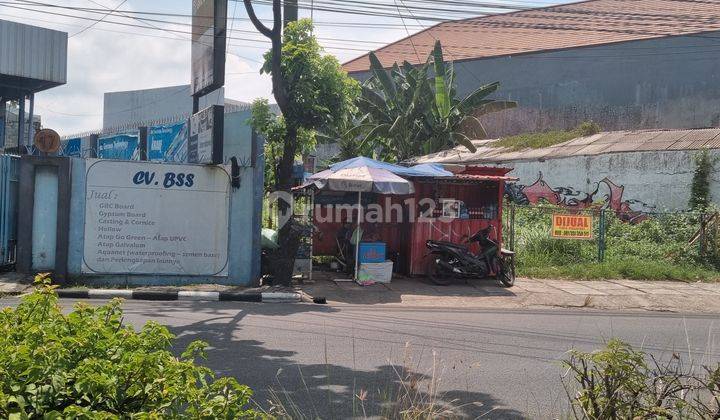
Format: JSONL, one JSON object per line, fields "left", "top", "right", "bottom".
{"left": 82, "top": 159, "right": 230, "bottom": 276}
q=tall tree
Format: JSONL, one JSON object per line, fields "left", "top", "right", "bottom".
{"left": 243, "top": 2, "right": 359, "bottom": 284}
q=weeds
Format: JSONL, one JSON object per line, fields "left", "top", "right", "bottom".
{"left": 493, "top": 121, "right": 601, "bottom": 151}
{"left": 266, "top": 343, "right": 465, "bottom": 419}
{"left": 563, "top": 339, "right": 720, "bottom": 419}
{"left": 511, "top": 204, "right": 720, "bottom": 281}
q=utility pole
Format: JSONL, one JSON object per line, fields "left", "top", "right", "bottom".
{"left": 283, "top": 0, "right": 298, "bottom": 28}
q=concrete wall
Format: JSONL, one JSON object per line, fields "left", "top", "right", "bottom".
{"left": 64, "top": 109, "right": 263, "bottom": 286}
{"left": 351, "top": 33, "right": 720, "bottom": 137}
{"left": 102, "top": 85, "right": 249, "bottom": 130}
{"left": 499, "top": 149, "right": 720, "bottom": 212}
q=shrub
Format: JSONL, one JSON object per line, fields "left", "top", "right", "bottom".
{"left": 509, "top": 204, "right": 720, "bottom": 280}
{"left": 564, "top": 339, "right": 720, "bottom": 419}
{"left": 0, "top": 276, "right": 263, "bottom": 419}
{"left": 689, "top": 149, "right": 714, "bottom": 210}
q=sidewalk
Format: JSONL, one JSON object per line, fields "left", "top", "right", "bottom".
{"left": 0, "top": 272, "right": 33, "bottom": 295}
{"left": 3, "top": 271, "right": 720, "bottom": 313}
{"left": 301, "top": 273, "right": 720, "bottom": 313}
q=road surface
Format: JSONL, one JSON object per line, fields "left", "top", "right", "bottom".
{"left": 3, "top": 298, "right": 719, "bottom": 418}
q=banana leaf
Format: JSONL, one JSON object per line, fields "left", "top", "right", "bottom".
{"left": 432, "top": 41, "right": 452, "bottom": 119}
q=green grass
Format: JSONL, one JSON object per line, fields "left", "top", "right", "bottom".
{"left": 493, "top": 121, "right": 601, "bottom": 151}
{"left": 510, "top": 204, "right": 720, "bottom": 282}
{"left": 519, "top": 260, "right": 720, "bottom": 282}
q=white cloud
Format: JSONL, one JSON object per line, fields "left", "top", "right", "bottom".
{"left": 2, "top": 0, "right": 415, "bottom": 135}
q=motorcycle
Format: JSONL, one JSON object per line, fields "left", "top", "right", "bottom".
{"left": 424, "top": 226, "right": 515, "bottom": 287}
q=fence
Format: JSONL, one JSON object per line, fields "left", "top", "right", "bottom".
{"left": 505, "top": 204, "right": 720, "bottom": 280}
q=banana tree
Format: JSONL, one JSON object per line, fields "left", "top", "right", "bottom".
{"left": 357, "top": 40, "right": 517, "bottom": 162}
{"left": 422, "top": 40, "right": 518, "bottom": 155}
{"left": 357, "top": 54, "right": 434, "bottom": 162}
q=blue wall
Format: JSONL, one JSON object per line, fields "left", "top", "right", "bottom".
{"left": 67, "top": 109, "right": 263, "bottom": 286}
{"left": 352, "top": 32, "right": 720, "bottom": 136}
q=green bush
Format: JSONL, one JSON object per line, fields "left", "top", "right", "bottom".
{"left": 510, "top": 204, "right": 720, "bottom": 281}
{"left": 0, "top": 277, "right": 263, "bottom": 419}
{"left": 564, "top": 339, "right": 720, "bottom": 419}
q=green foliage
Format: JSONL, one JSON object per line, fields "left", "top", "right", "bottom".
{"left": 250, "top": 99, "right": 316, "bottom": 191}
{"left": 493, "top": 121, "right": 601, "bottom": 151}
{"left": 689, "top": 149, "right": 714, "bottom": 210}
{"left": 358, "top": 41, "right": 516, "bottom": 162}
{"left": 261, "top": 19, "right": 360, "bottom": 134}
{"left": 0, "top": 277, "right": 262, "bottom": 419}
{"left": 511, "top": 204, "right": 720, "bottom": 281}
{"left": 564, "top": 339, "right": 720, "bottom": 419}
{"left": 250, "top": 19, "right": 360, "bottom": 190}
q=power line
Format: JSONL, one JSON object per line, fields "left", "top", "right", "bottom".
{"left": 5, "top": 0, "right": 720, "bottom": 57}
{"left": 69, "top": 0, "right": 126, "bottom": 37}
{"left": 4, "top": 0, "right": 720, "bottom": 64}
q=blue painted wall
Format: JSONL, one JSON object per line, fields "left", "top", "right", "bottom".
{"left": 351, "top": 32, "right": 720, "bottom": 137}
{"left": 66, "top": 109, "right": 263, "bottom": 286}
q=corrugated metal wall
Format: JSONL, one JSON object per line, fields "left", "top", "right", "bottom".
{"left": 0, "top": 19, "right": 67, "bottom": 83}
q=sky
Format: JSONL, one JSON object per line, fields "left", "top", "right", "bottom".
{"left": 0, "top": 0, "right": 544, "bottom": 135}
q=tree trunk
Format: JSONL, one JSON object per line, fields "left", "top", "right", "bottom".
{"left": 270, "top": 125, "right": 300, "bottom": 285}
{"left": 244, "top": 0, "right": 302, "bottom": 286}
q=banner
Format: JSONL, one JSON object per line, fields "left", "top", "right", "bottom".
{"left": 551, "top": 213, "right": 593, "bottom": 239}
{"left": 189, "top": 105, "right": 223, "bottom": 164}
{"left": 97, "top": 133, "right": 139, "bottom": 160}
{"left": 82, "top": 159, "right": 230, "bottom": 276}
{"left": 191, "top": 0, "right": 227, "bottom": 96}
{"left": 148, "top": 122, "right": 188, "bottom": 162}
{"left": 61, "top": 137, "right": 82, "bottom": 157}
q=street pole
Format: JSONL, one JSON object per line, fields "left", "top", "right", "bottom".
{"left": 17, "top": 95, "right": 25, "bottom": 152}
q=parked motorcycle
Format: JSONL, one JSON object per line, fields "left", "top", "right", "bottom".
{"left": 425, "top": 226, "right": 515, "bottom": 287}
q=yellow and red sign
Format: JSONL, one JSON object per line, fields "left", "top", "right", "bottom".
{"left": 551, "top": 214, "right": 593, "bottom": 239}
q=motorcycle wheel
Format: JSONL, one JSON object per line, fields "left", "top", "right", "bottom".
{"left": 426, "top": 255, "right": 453, "bottom": 286}
{"left": 497, "top": 255, "right": 515, "bottom": 287}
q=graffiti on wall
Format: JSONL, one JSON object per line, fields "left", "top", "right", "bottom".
{"left": 506, "top": 172, "right": 654, "bottom": 223}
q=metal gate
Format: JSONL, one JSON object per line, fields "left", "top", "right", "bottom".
{"left": 0, "top": 154, "right": 19, "bottom": 266}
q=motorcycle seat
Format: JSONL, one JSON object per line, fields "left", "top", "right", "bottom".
{"left": 429, "top": 240, "right": 468, "bottom": 250}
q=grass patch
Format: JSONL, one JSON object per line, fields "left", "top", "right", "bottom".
{"left": 520, "top": 260, "right": 720, "bottom": 282}
{"left": 510, "top": 204, "right": 720, "bottom": 281}
{"left": 493, "top": 121, "right": 601, "bottom": 151}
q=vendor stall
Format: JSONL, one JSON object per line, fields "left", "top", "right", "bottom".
{"left": 304, "top": 157, "right": 516, "bottom": 278}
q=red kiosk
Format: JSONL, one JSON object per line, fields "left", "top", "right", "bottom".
{"left": 310, "top": 162, "right": 516, "bottom": 276}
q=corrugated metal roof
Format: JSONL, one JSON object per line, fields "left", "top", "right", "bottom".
{"left": 409, "top": 128, "right": 720, "bottom": 164}
{"left": 0, "top": 19, "right": 67, "bottom": 86}
{"left": 343, "top": 0, "right": 720, "bottom": 73}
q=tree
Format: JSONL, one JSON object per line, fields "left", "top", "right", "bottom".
{"left": 249, "top": 99, "right": 316, "bottom": 192}
{"left": 358, "top": 41, "right": 517, "bottom": 162}
{"left": 689, "top": 149, "right": 714, "bottom": 210}
{"left": 242, "top": 4, "right": 360, "bottom": 284}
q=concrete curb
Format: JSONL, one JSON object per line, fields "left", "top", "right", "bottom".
{"left": 56, "top": 289, "right": 302, "bottom": 303}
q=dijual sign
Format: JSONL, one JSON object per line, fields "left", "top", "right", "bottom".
{"left": 82, "top": 159, "right": 230, "bottom": 276}
{"left": 551, "top": 213, "right": 593, "bottom": 239}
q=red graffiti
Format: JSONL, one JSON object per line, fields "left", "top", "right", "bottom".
{"left": 510, "top": 172, "right": 652, "bottom": 223}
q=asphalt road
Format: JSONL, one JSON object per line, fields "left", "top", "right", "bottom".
{"left": 3, "top": 298, "right": 719, "bottom": 419}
